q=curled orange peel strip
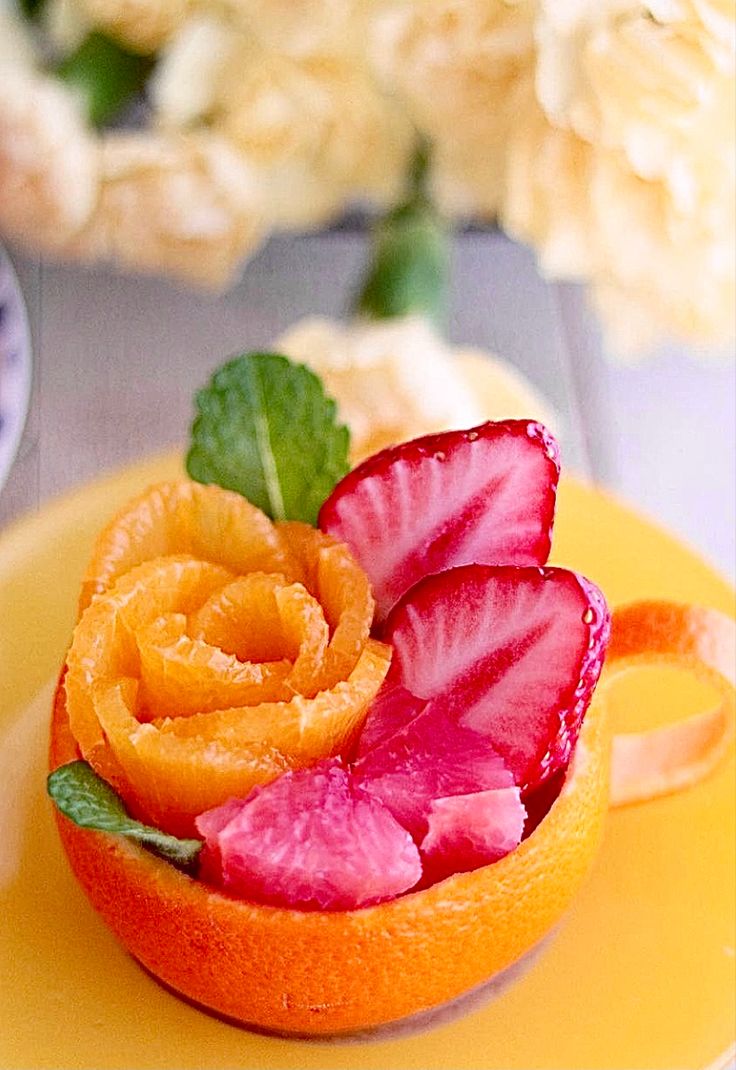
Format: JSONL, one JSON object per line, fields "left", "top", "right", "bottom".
{"left": 603, "top": 601, "right": 736, "bottom": 807}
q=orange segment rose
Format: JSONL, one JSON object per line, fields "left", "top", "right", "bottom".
{"left": 65, "top": 482, "right": 390, "bottom": 836}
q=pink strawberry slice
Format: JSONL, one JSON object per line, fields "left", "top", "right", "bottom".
{"left": 354, "top": 696, "right": 514, "bottom": 840}
{"left": 420, "top": 788, "right": 527, "bottom": 883}
{"left": 383, "top": 564, "right": 610, "bottom": 793}
{"left": 195, "top": 759, "right": 421, "bottom": 910}
{"left": 319, "top": 420, "right": 560, "bottom": 622}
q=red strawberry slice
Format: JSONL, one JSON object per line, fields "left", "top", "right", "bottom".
{"left": 383, "top": 564, "right": 610, "bottom": 793}
{"left": 420, "top": 788, "right": 527, "bottom": 883}
{"left": 319, "top": 420, "right": 560, "bottom": 621}
{"left": 195, "top": 759, "right": 421, "bottom": 910}
{"left": 354, "top": 696, "right": 514, "bottom": 840}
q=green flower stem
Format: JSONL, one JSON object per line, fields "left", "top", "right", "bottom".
{"left": 57, "top": 32, "right": 153, "bottom": 128}
{"left": 354, "top": 144, "right": 449, "bottom": 327}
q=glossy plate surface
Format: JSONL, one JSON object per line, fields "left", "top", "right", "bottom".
{"left": 0, "top": 455, "right": 734, "bottom": 1070}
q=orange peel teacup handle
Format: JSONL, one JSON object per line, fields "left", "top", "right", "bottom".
{"left": 602, "top": 601, "right": 736, "bottom": 808}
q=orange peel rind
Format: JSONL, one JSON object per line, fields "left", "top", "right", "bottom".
{"left": 604, "top": 601, "right": 736, "bottom": 807}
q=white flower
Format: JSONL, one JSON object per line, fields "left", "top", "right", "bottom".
{"left": 220, "top": 0, "right": 361, "bottom": 57}
{"left": 76, "top": 0, "right": 188, "bottom": 52}
{"left": 151, "top": 15, "right": 240, "bottom": 128}
{"left": 96, "top": 132, "right": 264, "bottom": 286}
{"left": 152, "top": 15, "right": 413, "bottom": 228}
{"left": 0, "top": 71, "right": 100, "bottom": 254}
{"left": 536, "top": 1, "right": 735, "bottom": 215}
{"left": 275, "top": 314, "right": 555, "bottom": 461}
{"left": 216, "top": 45, "right": 413, "bottom": 226}
{"left": 371, "top": 0, "right": 536, "bottom": 218}
{"left": 526, "top": 0, "right": 736, "bottom": 347}
{"left": 502, "top": 80, "right": 735, "bottom": 350}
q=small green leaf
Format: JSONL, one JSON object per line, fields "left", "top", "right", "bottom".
{"left": 355, "top": 202, "right": 449, "bottom": 326}
{"left": 57, "top": 32, "right": 153, "bottom": 128}
{"left": 47, "top": 761, "right": 202, "bottom": 868}
{"left": 355, "top": 141, "right": 449, "bottom": 326}
{"left": 187, "top": 352, "right": 351, "bottom": 525}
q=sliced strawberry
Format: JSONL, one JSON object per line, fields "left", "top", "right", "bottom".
{"left": 420, "top": 788, "right": 526, "bottom": 883}
{"left": 354, "top": 697, "right": 513, "bottom": 840}
{"left": 383, "top": 564, "right": 610, "bottom": 793}
{"left": 319, "top": 420, "right": 560, "bottom": 621}
{"left": 195, "top": 759, "right": 421, "bottom": 910}
{"left": 353, "top": 681, "right": 427, "bottom": 758}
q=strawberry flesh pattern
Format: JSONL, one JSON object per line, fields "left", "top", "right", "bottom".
{"left": 319, "top": 420, "right": 560, "bottom": 622}
{"left": 193, "top": 420, "right": 611, "bottom": 908}
{"left": 382, "top": 564, "right": 610, "bottom": 794}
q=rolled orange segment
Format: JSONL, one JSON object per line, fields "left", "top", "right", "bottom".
{"left": 604, "top": 601, "right": 736, "bottom": 807}
{"left": 66, "top": 482, "right": 389, "bottom": 836}
{"left": 78, "top": 481, "right": 296, "bottom": 615}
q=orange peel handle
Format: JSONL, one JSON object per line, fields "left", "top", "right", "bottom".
{"left": 604, "top": 601, "right": 735, "bottom": 807}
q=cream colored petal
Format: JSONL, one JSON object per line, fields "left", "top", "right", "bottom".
{"left": 151, "top": 15, "right": 242, "bottom": 128}
{"left": 370, "top": 0, "right": 535, "bottom": 221}
{"left": 42, "top": 0, "right": 92, "bottom": 52}
{"left": 76, "top": 0, "right": 189, "bottom": 52}
{"left": 0, "top": 72, "right": 100, "bottom": 254}
{"left": 97, "top": 132, "right": 264, "bottom": 286}
{"left": 275, "top": 313, "right": 557, "bottom": 460}
{"left": 220, "top": 0, "right": 361, "bottom": 57}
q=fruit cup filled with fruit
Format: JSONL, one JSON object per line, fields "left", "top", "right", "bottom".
{"left": 48, "top": 354, "right": 735, "bottom": 1037}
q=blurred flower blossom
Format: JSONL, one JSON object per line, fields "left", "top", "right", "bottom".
{"left": 0, "top": 1, "right": 38, "bottom": 69}
{"left": 0, "top": 71, "right": 100, "bottom": 254}
{"left": 75, "top": 0, "right": 188, "bottom": 52}
{"left": 42, "top": 0, "right": 91, "bottom": 52}
{"left": 276, "top": 313, "right": 555, "bottom": 461}
{"left": 96, "top": 132, "right": 264, "bottom": 285}
{"left": 222, "top": 0, "right": 361, "bottom": 57}
{"left": 0, "top": 0, "right": 733, "bottom": 349}
{"left": 371, "top": 0, "right": 536, "bottom": 218}
{"left": 154, "top": 24, "right": 413, "bottom": 228}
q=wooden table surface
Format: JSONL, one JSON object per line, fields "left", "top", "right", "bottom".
{"left": 2, "top": 231, "right": 734, "bottom": 583}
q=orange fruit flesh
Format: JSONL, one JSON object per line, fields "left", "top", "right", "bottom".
{"left": 64, "top": 483, "right": 388, "bottom": 836}
{"left": 52, "top": 477, "right": 736, "bottom": 1034}
{"left": 50, "top": 674, "right": 610, "bottom": 1036}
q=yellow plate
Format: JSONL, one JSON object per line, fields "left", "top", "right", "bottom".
{"left": 1, "top": 456, "right": 734, "bottom": 1070}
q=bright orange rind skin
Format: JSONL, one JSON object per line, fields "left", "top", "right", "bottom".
{"left": 605, "top": 602, "right": 736, "bottom": 806}
{"left": 50, "top": 477, "right": 736, "bottom": 1034}
{"left": 50, "top": 676, "right": 610, "bottom": 1035}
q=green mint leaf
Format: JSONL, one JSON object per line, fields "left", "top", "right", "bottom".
{"left": 47, "top": 761, "right": 202, "bottom": 869}
{"left": 186, "top": 352, "right": 350, "bottom": 525}
{"left": 57, "top": 32, "right": 153, "bottom": 128}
